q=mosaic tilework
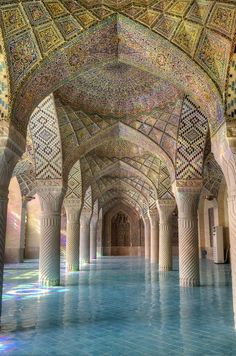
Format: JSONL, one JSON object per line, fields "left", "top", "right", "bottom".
{"left": 203, "top": 153, "right": 224, "bottom": 198}
{"left": 57, "top": 101, "right": 182, "bottom": 164}
{"left": 226, "top": 52, "right": 236, "bottom": 120}
{"left": 1, "top": 4, "right": 28, "bottom": 35}
{"left": 0, "top": 32, "right": 9, "bottom": 123}
{"left": 99, "top": 189, "right": 144, "bottom": 214}
{"left": 82, "top": 186, "right": 92, "bottom": 211}
{"left": 34, "top": 22, "right": 64, "bottom": 55}
{"left": 65, "top": 160, "right": 82, "bottom": 200}
{"left": 208, "top": 2, "right": 236, "bottom": 39}
{"left": 12, "top": 158, "right": 36, "bottom": 197}
{"left": 95, "top": 176, "right": 149, "bottom": 207}
{"left": 0, "top": 1, "right": 234, "bottom": 95}
{"left": 195, "top": 29, "right": 231, "bottom": 87}
{"left": 11, "top": 13, "right": 222, "bottom": 136}
{"left": 23, "top": 2, "right": 51, "bottom": 26}
{"left": 186, "top": 1, "right": 213, "bottom": 25}
{"left": 6, "top": 30, "right": 41, "bottom": 85}
{"left": 176, "top": 96, "right": 208, "bottom": 180}
{"left": 29, "top": 95, "right": 63, "bottom": 180}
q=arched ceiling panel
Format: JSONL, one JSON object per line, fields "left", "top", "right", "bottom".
{"left": 1, "top": 10, "right": 226, "bottom": 135}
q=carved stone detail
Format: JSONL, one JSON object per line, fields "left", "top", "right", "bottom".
{"left": 64, "top": 198, "right": 81, "bottom": 272}
{"left": 175, "top": 187, "right": 200, "bottom": 287}
{"left": 37, "top": 186, "right": 65, "bottom": 286}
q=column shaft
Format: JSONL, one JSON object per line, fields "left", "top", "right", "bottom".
{"left": 0, "top": 189, "right": 9, "bottom": 314}
{"left": 228, "top": 194, "right": 236, "bottom": 324}
{"left": 149, "top": 213, "right": 159, "bottom": 263}
{"left": 90, "top": 217, "right": 98, "bottom": 260}
{"left": 38, "top": 186, "right": 65, "bottom": 286}
{"left": 144, "top": 217, "right": 150, "bottom": 259}
{"left": 176, "top": 188, "right": 200, "bottom": 287}
{"left": 65, "top": 203, "right": 81, "bottom": 272}
{"left": 80, "top": 212, "right": 91, "bottom": 265}
{"left": 96, "top": 213, "right": 103, "bottom": 257}
{"left": 157, "top": 200, "right": 176, "bottom": 271}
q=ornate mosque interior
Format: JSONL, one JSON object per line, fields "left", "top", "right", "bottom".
{"left": 0, "top": 0, "right": 236, "bottom": 354}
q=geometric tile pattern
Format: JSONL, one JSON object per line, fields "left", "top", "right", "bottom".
{"left": 57, "top": 101, "right": 182, "bottom": 163}
{"left": 0, "top": 1, "right": 234, "bottom": 101}
{"left": 176, "top": 96, "right": 208, "bottom": 180}
{"left": 195, "top": 29, "right": 231, "bottom": 89}
{"left": 65, "top": 160, "right": 82, "bottom": 200}
{"left": 203, "top": 153, "right": 224, "bottom": 198}
{"left": 29, "top": 94, "right": 63, "bottom": 180}
{"left": 226, "top": 52, "right": 236, "bottom": 120}
{"left": 12, "top": 160, "right": 36, "bottom": 197}
{"left": 82, "top": 186, "right": 92, "bottom": 211}
{"left": 0, "top": 35, "right": 9, "bottom": 124}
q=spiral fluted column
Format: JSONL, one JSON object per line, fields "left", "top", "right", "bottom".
{"left": 175, "top": 185, "right": 201, "bottom": 287}
{"left": 148, "top": 210, "right": 159, "bottom": 264}
{"left": 64, "top": 199, "right": 81, "bottom": 272}
{"left": 38, "top": 186, "right": 65, "bottom": 286}
{"left": 143, "top": 216, "right": 150, "bottom": 260}
{"left": 80, "top": 210, "right": 92, "bottom": 265}
{"left": 157, "top": 200, "right": 176, "bottom": 271}
{"left": 90, "top": 215, "right": 98, "bottom": 260}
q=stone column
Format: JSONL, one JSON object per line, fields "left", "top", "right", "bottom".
{"left": 157, "top": 200, "right": 176, "bottom": 271}
{"left": 80, "top": 209, "right": 92, "bottom": 265}
{"left": 24, "top": 196, "right": 40, "bottom": 259}
{"left": 175, "top": 184, "right": 201, "bottom": 287}
{"left": 143, "top": 215, "right": 150, "bottom": 260}
{"left": 37, "top": 186, "right": 65, "bottom": 286}
{"left": 19, "top": 196, "right": 32, "bottom": 262}
{"left": 64, "top": 199, "right": 81, "bottom": 272}
{"left": 90, "top": 215, "right": 98, "bottom": 260}
{"left": 148, "top": 210, "right": 159, "bottom": 263}
{"left": 97, "top": 209, "right": 103, "bottom": 257}
{"left": 0, "top": 148, "right": 20, "bottom": 316}
{"left": 227, "top": 193, "right": 236, "bottom": 323}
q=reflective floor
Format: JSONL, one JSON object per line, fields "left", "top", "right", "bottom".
{"left": 1, "top": 257, "right": 235, "bottom": 355}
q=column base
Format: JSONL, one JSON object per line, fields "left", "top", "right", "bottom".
{"left": 39, "top": 278, "right": 60, "bottom": 287}
{"left": 4, "top": 248, "right": 23, "bottom": 263}
{"left": 159, "top": 265, "right": 172, "bottom": 271}
{"left": 25, "top": 247, "right": 39, "bottom": 259}
{"left": 67, "top": 264, "right": 79, "bottom": 272}
{"left": 180, "top": 277, "right": 200, "bottom": 287}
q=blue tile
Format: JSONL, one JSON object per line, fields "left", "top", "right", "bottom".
{"left": 0, "top": 257, "right": 236, "bottom": 355}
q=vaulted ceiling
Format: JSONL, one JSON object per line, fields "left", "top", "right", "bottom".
{"left": 1, "top": 0, "right": 232, "bottom": 217}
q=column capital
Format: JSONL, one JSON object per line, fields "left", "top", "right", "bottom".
{"left": 157, "top": 199, "right": 176, "bottom": 221}
{"left": 148, "top": 208, "right": 159, "bottom": 225}
{"left": 37, "top": 185, "right": 66, "bottom": 214}
{"left": 173, "top": 179, "right": 203, "bottom": 194}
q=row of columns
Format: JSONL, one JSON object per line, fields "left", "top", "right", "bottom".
{"left": 144, "top": 187, "right": 200, "bottom": 288}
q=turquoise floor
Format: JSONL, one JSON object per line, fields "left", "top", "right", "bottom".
{"left": 0, "top": 257, "right": 235, "bottom": 355}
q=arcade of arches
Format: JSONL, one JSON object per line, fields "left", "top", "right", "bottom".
{"left": 0, "top": 0, "right": 236, "bottom": 352}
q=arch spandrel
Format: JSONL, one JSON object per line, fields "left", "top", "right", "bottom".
{"left": 3, "top": 11, "right": 227, "bottom": 136}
